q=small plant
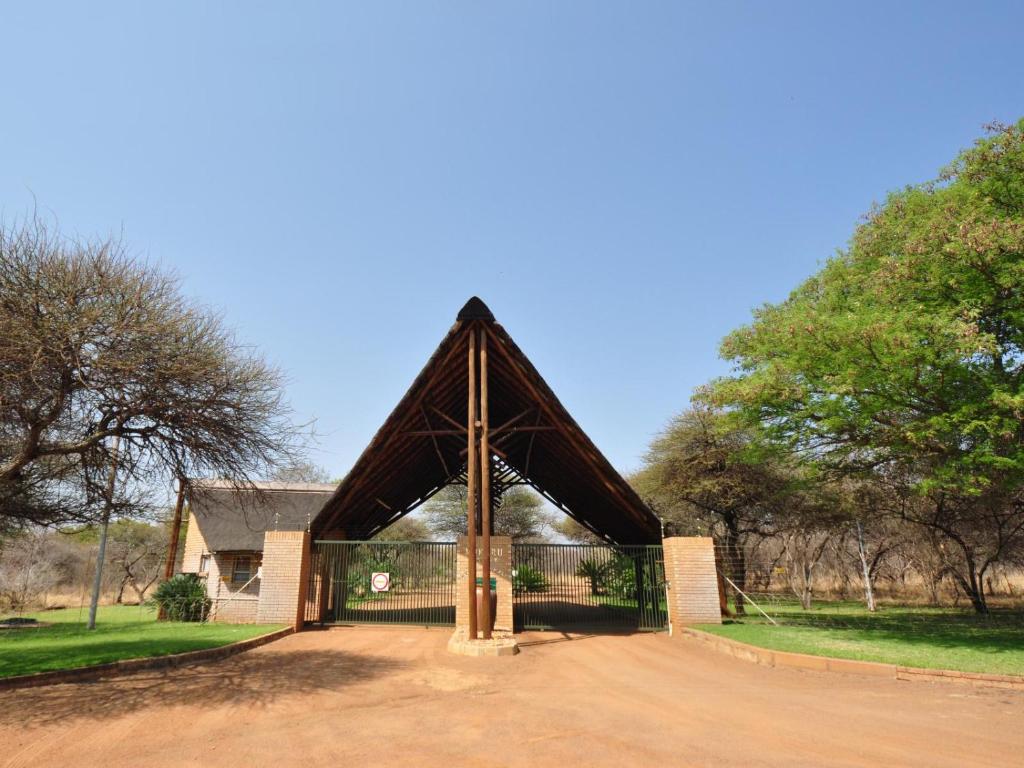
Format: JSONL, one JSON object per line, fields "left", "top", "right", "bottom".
{"left": 513, "top": 564, "right": 548, "bottom": 594}
{"left": 152, "top": 574, "right": 210, "bottom": 622}
{"left": 575, "top": 558, "right": 608, "bottom": 595}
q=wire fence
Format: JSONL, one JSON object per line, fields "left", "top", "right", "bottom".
{"left": 712, "top": 540, "right": 1024, "bottom": 631}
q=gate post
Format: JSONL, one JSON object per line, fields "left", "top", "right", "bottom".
{"left": 257, "top": 530, "right": 311, "bottom": 631}
{"left": 662, "top": 536, "right": 722, "bottom": 630}
{"left": 456, "top": 535, "right": 513, "bottom": 635}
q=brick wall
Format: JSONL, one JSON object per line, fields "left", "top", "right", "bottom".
{"left": 207, "top": 552, "right": 261, "bottom": 623}
{"left": 256, "top": 531, "right": 310, "bottom": 629}
{"left": 456, "top": 535, "right": 513, "bottom": 635}
{"left": 663, "top": 536, "right": 722, "bottom": 627}
{"left": 180, "top": 511, "right": 206, "bottom": 573}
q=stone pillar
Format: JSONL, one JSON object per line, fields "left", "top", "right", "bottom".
{"left": 257, "top": 530, "right": 311, "bottom": 630}
{"left": 663, "top": 536, "right": 722, "bottom": 628}
{"left": 456, "top": 535, "right": 513, "bottom": 635}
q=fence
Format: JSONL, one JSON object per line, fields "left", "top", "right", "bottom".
{"left": 512, "top": 543, "right": 667, "bottom": 631}
{"left": 305, "top": 540, "right": 457, "bottom": 626}
{"left": 711, "top": 539, "right": 1024, "bottom": 631}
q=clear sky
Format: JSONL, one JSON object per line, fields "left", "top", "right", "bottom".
{"left": 3, "top": 2, "right": 1023, "bottom": 479}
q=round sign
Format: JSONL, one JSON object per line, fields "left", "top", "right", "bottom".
{"left": 371, "top": 572, "right": 391, "bottom": 592}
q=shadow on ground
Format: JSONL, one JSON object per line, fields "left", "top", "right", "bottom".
{"left": 0, "top": 647, "right": 401, "bottom": 728}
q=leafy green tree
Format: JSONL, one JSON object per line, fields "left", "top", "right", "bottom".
{"left": 424, "top": 485, "right": 552, "bottom": 541}
{"left": 709, "top": 121, "right": 1024, "bottom": 612}
{"left": 372, "top": 514, "right": 432, "bottom": 541}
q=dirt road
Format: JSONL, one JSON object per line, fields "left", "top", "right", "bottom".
{"left": 1, "top": 627, "right": 1020, "bottom": 767}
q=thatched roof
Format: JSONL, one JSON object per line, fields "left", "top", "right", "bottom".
{"left": 188, "top": 480, "right": 335, "bottom": 552}
{"left": 313, "top": 298, "right": 660, "bottom": 544}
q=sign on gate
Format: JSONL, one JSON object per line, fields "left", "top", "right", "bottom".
{"left": 371, "top": 572, "right": 391, "bottom": 592}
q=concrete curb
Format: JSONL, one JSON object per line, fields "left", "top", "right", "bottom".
{"left": 0, "top": 626, "right": 294, "bottom": 692}
{"left": 681, "top": 628, "right": 1024, "bottom": 691}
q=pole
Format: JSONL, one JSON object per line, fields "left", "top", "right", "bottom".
{"left": 87, "top": 435, "right": 120, "bottom": 630}
{"left": 479, "top": 327, "right": 492, "bottom": 639}
{"left": 163, "top": 477, "right": 187, "bottom": 580}
{"left": 466, "top": 328, "right": 479, "bottom": 639}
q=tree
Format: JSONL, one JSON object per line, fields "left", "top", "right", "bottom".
{"left": 642, "top": 403, "right": 789, "bottom": 614}
{"left": 105, "top": 520, "right": 165, "bottom": 603}
{"left": 553, "top": 516, "right": 603, "bottom": 543}
{"left": 271, "top": 462, "right": 332, "bottom": 484}
{"left": 0, "top": 528, "right": 61, "bottom": 610}
{"left": 0, "top": 216, "right": 301, "bottom": 529}
{"left": 424, "top": 485, "right": 552, "bottom": 541}
{"left": 373, "top": 514, "right": 432, "bottom": 541}
{"left": 709, "top": 121, "right": 1024, "bottom": 612}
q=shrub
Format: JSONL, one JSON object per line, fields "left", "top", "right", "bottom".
{"left": 575, "top": 558, "right": 608, "bottom": 595}
{"left": 152, "top": 574, "right": 210, "bottom": 622}
{"left": 513, "top": 564, "right": 548, "bottom": 594}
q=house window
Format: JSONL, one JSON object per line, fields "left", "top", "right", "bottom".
{"left": 232, "top": 555, "right": 253, "bottom": 583}
{"left": 198, "top": 554, "right": 211, "bottom": 574}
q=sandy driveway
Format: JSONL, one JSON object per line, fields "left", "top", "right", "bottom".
{"left": 0, "top": 627, "right": 1020, "bottom": 768}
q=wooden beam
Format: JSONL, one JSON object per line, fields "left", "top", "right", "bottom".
{"left": 428, "top": 405, "right": 467, "bottom": 433}
{"left": 479, "top": 326, "right": 492, "bottom": 640}
{"left": 420, "top": 405, "right": 450, "bottom": 477}
{"left": 466, "top": 327, "right": 478, "bottom": 640}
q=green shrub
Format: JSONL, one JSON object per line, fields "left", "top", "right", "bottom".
{"left": 513, "top": 564, "right": 548, "bottom": 594}
{"left": 604, "top": 556, "right": 638, "bottom": 599}
{"left": 575, "top": 558, "right": 608, "bottom": 595}
{"left": 152, "top": 574, "right": 210, "bottom": 622}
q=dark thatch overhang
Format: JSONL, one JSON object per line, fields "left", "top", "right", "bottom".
{"left": 189, "top": 480, "right": 335, "bottom": 552}
{"left": 312, "top": 298, "right": 661, "bottom": 544}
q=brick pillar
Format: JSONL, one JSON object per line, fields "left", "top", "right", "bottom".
{"left": 663, "top": 536, "right": 722, "bottom": 628}
{"left": 456, "top": 535, "right": 513, "bottom": 635}
{"left": 257, "top": 530, "right": 311, "bottom": 630}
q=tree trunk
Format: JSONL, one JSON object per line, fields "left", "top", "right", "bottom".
{"left": 723, "top": 518, "right": 746, "bottom": 617}
{"left": 855, "top": 521, "right": 876, "bottom": 612}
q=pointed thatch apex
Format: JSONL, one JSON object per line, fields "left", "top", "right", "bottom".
{"left": 456, "top": 296, "right": 495, "bottom": 322}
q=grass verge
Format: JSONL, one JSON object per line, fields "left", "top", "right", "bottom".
{"left": 0, "top": 604, "right": 284, "bottom": 678}
{"left": 696, "top": 601, "right": 1024, "bottom": 676}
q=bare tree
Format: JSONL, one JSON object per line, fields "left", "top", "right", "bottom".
{"left": 271, "top": 461, "right": 332, "bottom": 484}
{"left": 0, "top": 528, "right": 61, "bottom": 611}
{"left": 105, "top": 520, "right": 165, "bottom": 602}
{"left": 0, "top": 216, "right": 303, "bottom": 529}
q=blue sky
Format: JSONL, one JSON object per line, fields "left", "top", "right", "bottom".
{"left": 3, "top": 2, "right": 1023, "bottom": 478}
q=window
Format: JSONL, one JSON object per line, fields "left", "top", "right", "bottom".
{"left": 232, "top": 555, "right": 253, "bottom": 583}
{"left": 198, "top": 554, "right": 211, "bottom": 574}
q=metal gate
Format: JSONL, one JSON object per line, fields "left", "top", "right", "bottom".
{"left": 512, "top": 543, "right": 667, "bottom": 632}
{"left": 306, "top": 541, "right": 456, "bottom": 626}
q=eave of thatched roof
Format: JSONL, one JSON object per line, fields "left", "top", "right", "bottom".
{"left": 188, "top": 480, "right": 335, "bottom": 552}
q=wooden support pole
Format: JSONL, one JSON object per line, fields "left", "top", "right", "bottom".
{"left": 479, "top": 327, "right": 492, "bottom": 639}
{"left": 466, "top": 328, "right": 479, "bottom": 639}
{"left": 163, "top": 477, "right": 187, "bottom": 580}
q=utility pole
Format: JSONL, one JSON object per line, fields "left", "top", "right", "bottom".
{"left": 87, "top": 435, "right": 120, "bottom": 631}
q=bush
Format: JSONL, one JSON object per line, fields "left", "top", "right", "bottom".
{"left": 152, "top": 574, "right": 210, "bottom": 621}
{"left": 513, "top": 564, "right": 548, "bottom": 594}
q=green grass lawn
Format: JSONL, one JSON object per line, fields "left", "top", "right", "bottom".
{"left": 697, "top": 601, "right": 1024, "bottom": 676}
{"left": 0, "top": 604, "right": 284, "bottom": 679}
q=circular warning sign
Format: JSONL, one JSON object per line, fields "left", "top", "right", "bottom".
{"left": 371, "top": 572, "right": 391, "bottom": 592}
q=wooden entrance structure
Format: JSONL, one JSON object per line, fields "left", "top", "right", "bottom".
{"left": 312, "top": 297, "right": 661, "bottom": 639}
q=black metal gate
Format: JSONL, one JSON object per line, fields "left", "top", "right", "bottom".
{"left": 307, "top": 541, "right": 456, "bottom": 626}
{"left": 512, "top": 543, "right": 667, "bottom": 632}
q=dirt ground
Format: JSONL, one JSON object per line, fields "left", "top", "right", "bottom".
{"left": 1, "top": 627, "right": 1021, "bottom": 768}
